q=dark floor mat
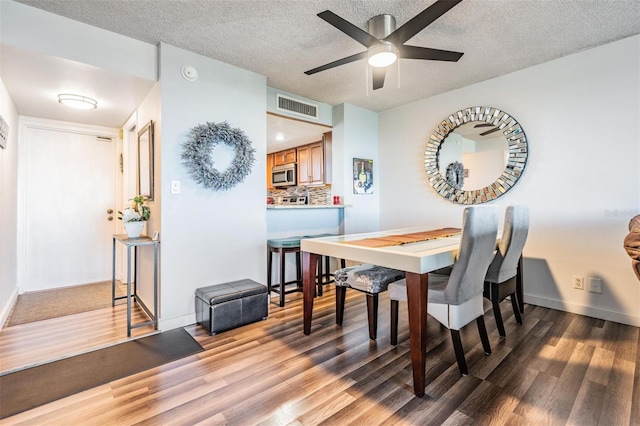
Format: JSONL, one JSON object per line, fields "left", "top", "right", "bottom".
{"left": 0, "top": 327, "right": 203, "bottom": 419}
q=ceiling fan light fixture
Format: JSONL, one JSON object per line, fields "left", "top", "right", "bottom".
{"left": 368, "top": 43, "right": 398, "bottom": 68}
{"left": 58, "top": 94, "right": 98, "bottom": 110}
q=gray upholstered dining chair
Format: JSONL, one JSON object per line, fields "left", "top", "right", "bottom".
{"left": 483, "top": 205, "right": 529, "bottom": 337}
{"left": 388, "top": 205, "right": 499, "bottom": 375}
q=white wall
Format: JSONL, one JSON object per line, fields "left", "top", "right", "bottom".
{"left": 333, "top": 103, "right": 380, "bottom": 234}
{"left": 0, "top": 77, "right": 19, "bottom": 326}
{"left": 379, "top": 35, "right": 640, "bottom": 326}
{"left": 158, "top": 43, "right": 267, "bottom": 329}
{"left": 134, "top": 83, "right": 161, "bottom": 313}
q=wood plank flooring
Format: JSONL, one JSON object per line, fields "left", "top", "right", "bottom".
{"left": 1, "top": 286, "right": 638, "bottom": 425}
{"left": 0, "top": 303, "right": 155, "bottom": 374}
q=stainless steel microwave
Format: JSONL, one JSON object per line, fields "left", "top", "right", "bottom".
{"left": 271, "top": 163, "right": 297, "bottom": 187}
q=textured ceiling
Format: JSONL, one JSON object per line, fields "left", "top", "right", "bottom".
{"left": 14, "top": 0, "right": 640, "bottom": 113}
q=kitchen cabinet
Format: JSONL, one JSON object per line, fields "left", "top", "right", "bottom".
{"left": 273, "top": 148, "right": 297, "bottom": 166}
{"left": 297, "top": 141, "right": 324, "bottom": 186}
{"left": 266, "top": 153, "right": 274, "bottom": 190}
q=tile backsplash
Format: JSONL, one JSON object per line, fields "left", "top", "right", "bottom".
{"left": 268, "top": 186, "right": 332, "bottom": 205}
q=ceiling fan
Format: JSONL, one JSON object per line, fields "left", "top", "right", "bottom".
{"left": 304, "top": 0, "right": 464, "bottom": 90}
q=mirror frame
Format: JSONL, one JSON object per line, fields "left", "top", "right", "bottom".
{"left": 425, "top": 106, "right": 528, "bottom": 204}
{"left": 137, "top": 120, "right": 154, "bottom": 201}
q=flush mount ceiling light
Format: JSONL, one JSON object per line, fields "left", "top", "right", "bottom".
{"left": 57, "top": 94, "right": 98, "bottom": 110}
{"left": 368, "top": 42, "right": 398, "bottom": 67}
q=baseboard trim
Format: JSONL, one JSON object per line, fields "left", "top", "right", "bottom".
{"left": 158, "top": 313, "right": 197, "bottom": 331}
{"left": 0, "top": 287, "right": 19, "bottom": 329}
{"left": 525, "top": 294, "right": 640, "bottom": 327}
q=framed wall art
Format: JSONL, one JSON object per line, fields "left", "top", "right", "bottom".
{"left": 353, "top": 158, "right": 373, "bottom": 194}
{"left": 138, "top": 120, "right": 154, "bottom": 200}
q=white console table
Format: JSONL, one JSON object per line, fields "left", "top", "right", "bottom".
{"left": 111, "top": 234, "right": 158, "bottom": 337}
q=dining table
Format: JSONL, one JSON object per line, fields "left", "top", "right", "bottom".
{"left": 300, "top": 227, "right": 465, "bottom": 397}
{"left": 301, "top": 226, "right": 525, "bottom": 397}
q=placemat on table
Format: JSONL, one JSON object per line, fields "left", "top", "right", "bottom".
{"left": 342, "top": 227, "right": 461, "bottom": 248}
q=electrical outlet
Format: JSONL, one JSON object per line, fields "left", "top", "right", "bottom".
{"left": 589, "top": 277, "right": 602, "bottom": 293}
{"left": 573, "top": 276, "right": 584, "bottom": 290}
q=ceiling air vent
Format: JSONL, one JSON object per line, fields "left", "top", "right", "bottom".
{"left": 276, "top": 94, "right": 318, "bottom": 119}
{"left": 96, "top": 136, "right": 113, "bottom": 142}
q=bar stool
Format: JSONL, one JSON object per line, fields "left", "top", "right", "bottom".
{"left": 303, "top": 234, "right": 346, "bottom": 296}
{"left": 267, "top": 237, "right": 303, "bottom": 307}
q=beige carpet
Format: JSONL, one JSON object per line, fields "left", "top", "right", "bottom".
{"left": 6, "top": 281, "right": 127, "bottom": 327}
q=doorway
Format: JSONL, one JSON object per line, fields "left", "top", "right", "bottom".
{"left": 20, "top": 118, "right": 119, "bottom": 292}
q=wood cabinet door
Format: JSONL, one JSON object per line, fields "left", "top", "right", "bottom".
{"left": 266, "top": 153, "right": 274, "bottom": 189}
{"left": 297, "top": 145, "right": 310, "bottom": 185}
{"left": 297, "top": 142, "right": 324, "bottom": 186}
{"left": 308, "top": 142, "right": 324, "bottom": 185}
{"left": 273, "top": 148, "right": 296, "bottom": 166}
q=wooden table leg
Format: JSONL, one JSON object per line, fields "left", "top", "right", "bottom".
{"left": 302, "top": 251, "right": 320, "bottom": 335}
{"left": 516, "top": 255, "right": 524, "bottom": 314}
{"left": 405, "top": 272, "right": 429, "bottom": 397}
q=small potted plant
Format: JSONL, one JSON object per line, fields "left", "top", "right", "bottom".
{"left": 118, "top": 195, "right": 150, "bottom": 238}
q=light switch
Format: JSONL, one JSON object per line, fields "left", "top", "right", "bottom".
{"left": 171, "top": 180, "right": 181, "bottom": 194}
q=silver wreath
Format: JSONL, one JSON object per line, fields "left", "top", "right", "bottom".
{"left": 182, "top": 121, "right": 256, "bottom": 191}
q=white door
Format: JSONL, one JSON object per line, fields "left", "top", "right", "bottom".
{"left": 24, "top": 126, "right": 117, "bottom": 291}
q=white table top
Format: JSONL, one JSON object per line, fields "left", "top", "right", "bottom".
{"left": 300, "top": 227, "right": 461, "bottom": 274}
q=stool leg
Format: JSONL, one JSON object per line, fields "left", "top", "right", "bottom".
{"left": 316, "top": 259, "right": 323, "bottom": 296}
{"left": 267, "top": 249, "right": 273, "bottom": 293}
{"left": 296, "top": 250, "right": 302, "bottom": 292}
{"left": 324, "top": 256, "right": 330, "bottom": 283}
{"left": 279, "top": 248, "right": 286, "bottom": 307}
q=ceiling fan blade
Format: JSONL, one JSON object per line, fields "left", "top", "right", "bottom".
{"left": 474, "top": 123, "right": 493, "bottom": 128}
{"left": 385, "top": 0, "right": 463, "bottom": 46}
{"left": 398, "top": 45, "right": 464, "bottom": 62}
{"left": 372, "top": 67, "right": 386, "bottom": 90}
{"left": 304, "top": 51, "right": 368, "bottom": 75}
{"left": 317, "top": 10, "right": 382, "bottom": 48}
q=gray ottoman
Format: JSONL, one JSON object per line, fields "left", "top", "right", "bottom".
{"left": 195, "top": 279, "right": 268, "bottom": 335}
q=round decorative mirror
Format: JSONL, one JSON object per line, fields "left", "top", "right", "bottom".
{"left": 425, "top": 106, "right": 528, "bottom": 204}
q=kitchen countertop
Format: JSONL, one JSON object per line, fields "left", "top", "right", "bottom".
{"left": 267, "top": 204, "right": 347, "bottom": 209}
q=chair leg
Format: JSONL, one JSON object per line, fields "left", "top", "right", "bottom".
{"left": 492, "top": 299, "right": 506, "bottom": 338}
{"left": 517, "top": 254, "right": 525, "bottom": 314}
{"left": 491, "top": 282, "right": 506, "bottom": 338}
{"left": 366, "top": 294, "right": 378, "bottom": 340}
{"left": 450, "top": 329, "right": 468, "bottom": 375}
{"left": 476, "top": 316, "right": 491, "bottom": 355}
{"left": 390, "top": 300, "right": 399, "bottom": 345}
{"left": 335, "top": 286, "right": 346, "bottom": 325}
{"left": 510, "top": 292, "right": 523, "bottom": 324}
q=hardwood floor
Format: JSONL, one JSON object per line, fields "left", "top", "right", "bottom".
{"left": 1, "top": 286, "right": 638, "bottom": 425}
{"left": 0, "top": 302, "right": 155, "bottom": 374}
